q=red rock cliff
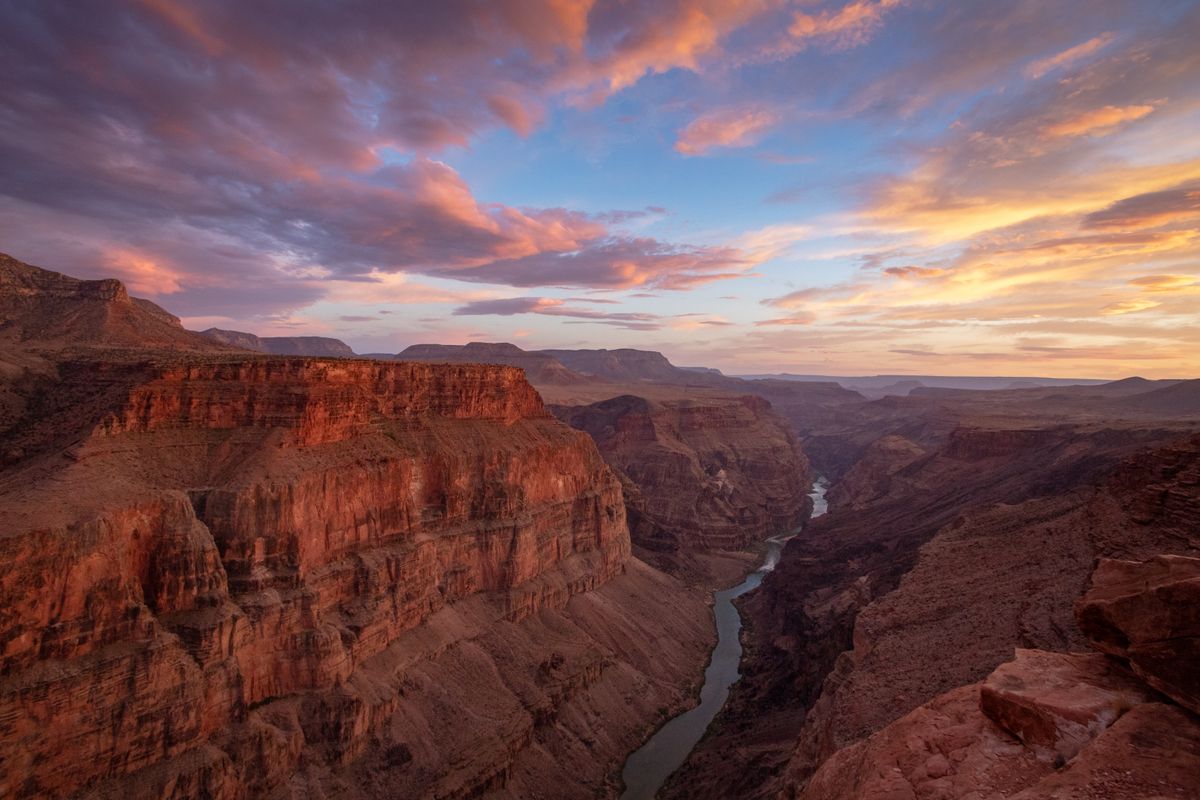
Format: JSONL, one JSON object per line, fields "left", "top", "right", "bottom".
{"left": 0, "top": 357, "right": 711, "bottom": 799}
{"left": 553, "top": 394, "right": 812, "bottom": 563}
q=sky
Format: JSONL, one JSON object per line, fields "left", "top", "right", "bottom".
{"left": 1, "top": 0, "right": 1198, "bottom": 378}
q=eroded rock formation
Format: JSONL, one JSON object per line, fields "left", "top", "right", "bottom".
{"left": 0, "top": 355, "right": 711, "bottom": 799}
{"left": 552, "top": 394, "right": 812, "bottom": 573}
{"left": 666, "top": 422, "right": 1200, "bottom": 799}
{"left": 795, "top": 558, "right": 1200, "bottom": 800}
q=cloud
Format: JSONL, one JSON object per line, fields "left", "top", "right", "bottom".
{"left": 1024, "top": 33, "right": 1116, "bottom": 79}
{"left": 676, "top": 107, "right": 780, "bottom": 155}
{"left": 787, "top": 0, "right": 904, "bottom": 52}
{"left": 882, "top": 265, "right": 944, "bottom": 279}
{"left": 0, "top": 0, "right": 777, "bottom": 315}
{"left": 574, "top": 1, "right": 776, "bottom": 95}
{"left": 1042, "top": 104, "right": 1156, "bottom": 138}
{"left": 452, "top": 296, "right": 663, "bottom": 329}
{"left": 756, "top": 313, "right": 816, "bottom": 326}
{"left": 1083, "top": 182, "right": 1200, "bottom": 229}
{"left": 1129, "top": 274, "right": 1200, "bottom": 292}
{"left": 1101, "top": 299, "right": 1161, "bottom": 315}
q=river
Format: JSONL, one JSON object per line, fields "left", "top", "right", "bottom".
{"left": 618, "top": 477, "right": 829, "bottom": 800}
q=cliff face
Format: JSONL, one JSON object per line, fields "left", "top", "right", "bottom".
{"left": 552, "top": 394, "right": 812, "bottom": 570}
{"left": 666, "top": 424, "right": 1200, "bottom": 799}
{"left": 0, "top": 357, "right": 711, "bottom": 799}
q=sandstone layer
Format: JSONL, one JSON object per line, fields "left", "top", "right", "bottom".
{"left": 1075, "top": 554, "right": 1200, "bottom": 714}
{"left": 0, "top": 355, "right": 711, "bottom": 799}
{"left": 552, "top": 393, "right": 812, "bottom": 575}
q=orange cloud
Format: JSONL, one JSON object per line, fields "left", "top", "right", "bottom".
{"left": 788, "top": 0, "right": 904, "bottom": 50}
{"left": 1130, "top": 274, "right": 1200, "bottom": 292}
{"left": 571, "top": 1, "right": 773, "bottom": 97}
{"left": 1023, "top": 33, "right": 1115, "bottom": 79}
{"left": 1042, "top": 104, "right": 1156, "bottom": 138}
{"left": 102, "top": 247, "right": 184, "bottom": 296}
{"left": 676, "top": 107, "right": 780, "bottom": 155}
{"left": 1101, "top": 298, "right": 1161, "bottom": 316}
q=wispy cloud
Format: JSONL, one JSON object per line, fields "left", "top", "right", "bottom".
{"left": 676, "top": 107, "right": 780, "bottom": 156}
{"left": 1024, "top": 33, "right": 1116, "bottom": 79}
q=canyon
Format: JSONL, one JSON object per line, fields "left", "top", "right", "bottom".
{"left": 2, "top": 253, "right": 1199, "bottom": 800}
{"left": 664, "top": 388, "right": 1200, "bottom": 799}
{"left": 0, "top": 256, "right": 726, "bottom": 799}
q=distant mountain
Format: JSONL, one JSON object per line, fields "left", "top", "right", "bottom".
{"left": 0, "top": 252, "right": 220, "bottom": 351}
{"left": 198, "top": 328, "right": 263, "bottom": 351}
{"left": 1085, "top": 376, "right": 1182, "bottom": 397}
{"left": 1113, "top": 379, "right": 1200, "bottom": 416}
{"left": 198, "top": 328, "right": 354, "bottom": 357}
{"left": 396, "top": 342, "right": 588, "bottom": 384}
{"left": 260, "top": 336, "right": 354, "bottom": 357}
{"left": 536, "top": 347, "right": 694, "bottom": 383}
{"left": 851, "top": 379, "right": 924, "bottom": 400}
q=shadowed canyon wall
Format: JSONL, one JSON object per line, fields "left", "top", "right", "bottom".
{"left": 551, "top": 394, "right": 812, "bottom": 582}
{"left": 665, "top": 416, "right": 1200, "bottom": 799}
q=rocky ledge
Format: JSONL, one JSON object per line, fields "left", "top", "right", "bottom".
{"left": 797, "top": 556, "right": 1200, "bottom": 800}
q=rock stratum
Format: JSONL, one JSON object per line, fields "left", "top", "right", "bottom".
{"left": 552, "top": 394, "right": 812, "bottom": 573}
{"left": 0, "top": 354, "right": 713, "bottom": 799}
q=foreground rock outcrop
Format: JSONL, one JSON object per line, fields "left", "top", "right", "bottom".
{"left": 796, "top": 558, "right": 1200, "bottom": 800}
{"left": 1075, "top": 555, "right": 1200, "bottom": 714}
{"left": 0, "top": 355, "right": 711, "bottom": 799}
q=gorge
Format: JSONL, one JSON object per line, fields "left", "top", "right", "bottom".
{"left": 1, "top": 253, "right": 1198, "bottom": 800}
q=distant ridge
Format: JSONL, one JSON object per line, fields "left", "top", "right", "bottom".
{"left": 741, "top": 372, "right": 1111, "bottom": 393}
{"left": 198, "top": 328, "right": 355, "bottom": 357}
{"left": 396, "top": 342, "right": 588, "bottom": 385}
{"left": 0, "top": 252, "right": 221, "bottom": 351}
{"left": 1113, "top": 379, "right": 1200, "bottom": 415}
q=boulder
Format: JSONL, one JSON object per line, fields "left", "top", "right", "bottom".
{"left": 980, "top": 649, "right": 1150, "bottom": 762}
{"left": 1076, "top": 555, "right": 1200, "bottom": 713}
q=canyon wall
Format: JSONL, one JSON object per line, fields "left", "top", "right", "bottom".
{"left": 666, "top": 421, "right": 1200, "bottom": 799}
{"left": 552, "top": 394, "right": 812, "bottom": 576}
{"left": 0, "top": 357, "right": 712, "bottom": 799}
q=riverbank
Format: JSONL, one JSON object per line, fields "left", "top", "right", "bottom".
{"left": 618, "top": 478, "right": 829, "bottom": 800}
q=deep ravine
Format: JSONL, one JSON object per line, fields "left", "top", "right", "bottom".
{"left": 618, "top": 477, "right": 830, "bottom": 800}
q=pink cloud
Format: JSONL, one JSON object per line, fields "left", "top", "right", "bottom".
{"left": 1023, "top": 32, "right": 1116, "bottom": 79}
{"left": 787, "top": 0, "right": 904, "bottom": 51}
{"left": 1042, "top": 104, "right": 1157, "bottom": 138}
{"left": 676, "top": 107, "right": 780, "bottom": 156}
